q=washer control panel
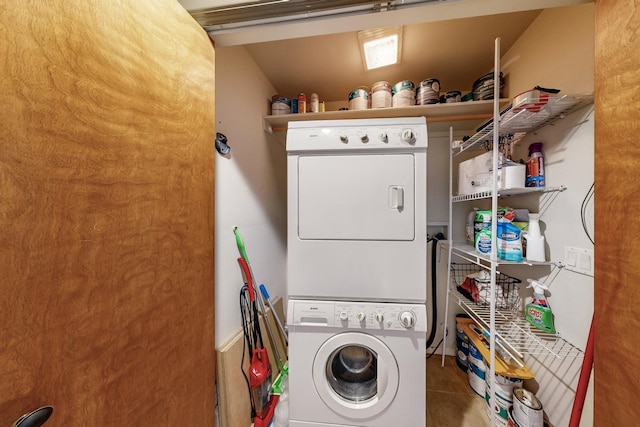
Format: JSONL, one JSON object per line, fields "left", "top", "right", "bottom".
{"left": 289, "top": 299, "right": 427, "bottom": 332}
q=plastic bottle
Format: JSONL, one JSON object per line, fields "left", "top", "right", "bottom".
{"left": 272, "top": 379, "right": 289, "bottom": 427}
{"left": 309, "top": 93, "right": 319, "bottom": 113}
{"left": 297, "top": 93, "right": 307, "bottom": 114}
{"left": 525, "top": 279, "right": 556, "bottom": 333}
{"left": 523, "top": 213, "right": 545, "bottom": 262}
{"left": 466, "top": 208, "right": 478, "bottom": 244}
{"left": 525, "top": 142, "right": 544, "bottom": 187}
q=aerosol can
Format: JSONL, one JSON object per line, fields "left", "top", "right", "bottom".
{"left": 250, "top": 348, "right": 273, "bottom": 418}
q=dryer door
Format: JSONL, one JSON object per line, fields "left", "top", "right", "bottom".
{"left": 297, "top": 153, "right": 415, "bottom": 241}
{"left": 312, "top": 332, "right": 399, "bottom": 420}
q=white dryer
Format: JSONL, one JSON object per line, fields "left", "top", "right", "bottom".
{"left": 287, "top": 299, "right": 426, "bottom": 427}
{"left": 286, "top": 117, "right": 427, "bottom": 303}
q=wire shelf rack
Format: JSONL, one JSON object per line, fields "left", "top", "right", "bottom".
{"left": 455, "top": 94, "right": 594, "bottom": 154}
{"left": 449, "top": 278, "right": 583, "bottom": 359}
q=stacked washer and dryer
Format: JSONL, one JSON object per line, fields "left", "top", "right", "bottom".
{"left": 285, "top": 117, "right": 428, "bottom": 427}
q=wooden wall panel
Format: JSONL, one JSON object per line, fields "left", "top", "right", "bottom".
{"left": 594, "top": 0, "right": 640, "bottom": 425}
{"left": 0, "top": 1, "right": 215, "bottom": 425}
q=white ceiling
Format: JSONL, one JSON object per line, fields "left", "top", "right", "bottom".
{"left": 241, "top": 11, "right": 541, "bottom": 103}
{"left": 179, "top": 0, "right": 591, "bottom": 104}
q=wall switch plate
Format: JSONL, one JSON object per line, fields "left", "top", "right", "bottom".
{"left": 563, "top": 246, "right": 594, "bottom": 276}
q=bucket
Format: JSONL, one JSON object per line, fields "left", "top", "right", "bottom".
{"left": 416, "top": 78, "right": 440, "bottom": 105}
{"left": 391, "top": 80, "right": 415, "bottom": 107}
{"left": 486, "top": 372, "right": 523, "bottom": 401}
{"left": 348, "top": 87, "right": 369, "bottom": 110}
{"left": 371, "top": 81, "right": 392, "bottom": 108}
{"left": 444, "top": 90, "right": 462, "bottom": 103}
{"left": 455, "top": 334, "right": 469, "bottom": 372}
{"left": 270, "top": 96, "right": 291, "bottom": 115}
{"left": 512, "top": 388, "right": 543, "bottom": 427}
{"left": 467, "top": 338, "right": 484, "bottom": 366}
{"left": 485, "top": 373, "right": 520, "bottom": 427}
{"left": 468, "top": 361, "right": 486, "bottom": 396}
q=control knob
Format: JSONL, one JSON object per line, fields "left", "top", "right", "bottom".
{"left": 401, "top": 129, "right": 416, "bottom": 145}
{"left": 399, "top": 311, "right": 416, "bottom": 328}
{"left": 339, "top": 135, "right": 349, "bottom": 144}
{"left": 339, "top": 311, "right": 349, "bottom": 321}
{"left": 357, "top": 312, "right": 366, "bottom": 322}
{"left": 379, "top": 133, "right": 388, "bottom": 143}
{"left": 375, "top": 313, "right": 384, "bottom": 323}
{"left": 361, "top": 134, "right": 369, "bottom": 143}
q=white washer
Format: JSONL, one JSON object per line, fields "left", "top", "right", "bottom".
{"left": 287, "top": 299, "right": 426, "bottom": 427}
{"left": 286, "top": 117, "right": 427, "bottom": 303}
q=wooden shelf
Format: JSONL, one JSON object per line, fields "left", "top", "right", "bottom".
{"left": 263, "top": 99, "right": 509, "bottom": 133}
{"left": 457, "top": 317, "right": 535, "bottom": 379}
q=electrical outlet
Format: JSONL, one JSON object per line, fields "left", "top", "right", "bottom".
{"left": 563, "top": 246, "right": 594, "bottom": 276}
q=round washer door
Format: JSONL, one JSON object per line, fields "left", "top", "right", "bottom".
{"left": 312, "top": 332, "right": 399, "bottom": 420}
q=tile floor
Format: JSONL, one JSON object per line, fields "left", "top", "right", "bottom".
{"left": 426, "top": 355, "right": 490, "bottom": 427}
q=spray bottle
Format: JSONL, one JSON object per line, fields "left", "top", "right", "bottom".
{"left": 525, "top": 279, "right": 556, "bottom": 334}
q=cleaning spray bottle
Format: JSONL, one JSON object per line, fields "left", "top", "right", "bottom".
{"left": 525, "top": 279, "right": 556, "bottom": 334}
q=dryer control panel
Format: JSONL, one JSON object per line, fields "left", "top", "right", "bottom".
{"left": 288, "top": 299, "right": 427, "bottom": 333}
{"left": 286, "top": 117, "right": 427, "bottom": 152}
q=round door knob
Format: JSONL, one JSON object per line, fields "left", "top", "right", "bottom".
{"left": 375, "top": 313, "right": 384, "bottom": 323}
{"left": 401, "top": 129, "right": 416, "bottom": 144}
{"left": 361, "top": 134, "right": 369, "bottom": 143}
{"left": 339, "top": 311, "right": 349, "bottom": 321}
{"left": 340, "top": 135, "right": 348, "bottom": 143}
{"left": 357, "top": 312, "right": 366, "bottom": 322}
{"left": 399, "top": 311, "right": 416, "bottom": 328}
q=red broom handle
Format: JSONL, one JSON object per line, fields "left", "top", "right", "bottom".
{"left": 569, "top": 317, "right": 594, "bottom": 427}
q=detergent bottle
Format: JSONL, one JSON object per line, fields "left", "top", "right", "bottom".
{"left": 523, "top": 213, "right": 545, "bottom": 262}
{"left": 525, "top": 142, "right": 544, "bottom": 187}
{"left": 525, "top": 279, "right": 556, "bottom": 334}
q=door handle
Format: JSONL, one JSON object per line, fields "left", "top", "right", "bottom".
{"left": 388, "top": 186, "right": 404, "bottom": 211}
{"left": 13, "top": 406, "right": 53, "bottom": 427}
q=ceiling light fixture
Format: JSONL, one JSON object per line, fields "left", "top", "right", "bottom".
{"left": 358, "top": 26, "right": 403, "bottom": 70}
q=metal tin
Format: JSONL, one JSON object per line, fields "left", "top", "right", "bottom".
{"left": 271, "top": 96, "right": 291, "bottom": 115}
{"left": 508, "top": 407, "right": 550, "bottom": 427}
{"left": 444, "top": 90, "right": 462, "bottom": 103}
{"left": 416, "top": 78, "right": 440, "bottom": 105}
{"left": 485, "top": 373, "right": 522, "bottom": 427}
{"left": 391, "top": 80, "right": 415, "bottom": 107}
{"left": 512, "top": 388, "right": 543, "bottom": 427}
{"left": 348, "top": 88, "right": 369, "bottom": 110}
{"left": 371, "top": 81, "right": 392, "bottom": 108}
{"left": 472, "top": 71, "right": 505, "bottom": 101}
{"left": 467, "top": 360, "right": 486, "bottom": 397}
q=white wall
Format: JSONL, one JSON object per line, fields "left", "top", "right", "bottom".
{"left": 502, "top": 6, "right": 595, "bottom": 427}
{"left": 214, "top": 46, "right": 287, "bottom": 347}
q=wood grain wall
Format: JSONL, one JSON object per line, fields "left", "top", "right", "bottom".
{"left": 594, "top": 0, "right": 640, "bottom": 425}
{"left": 0, "top": 1, "right": 215, "bottom": 425}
